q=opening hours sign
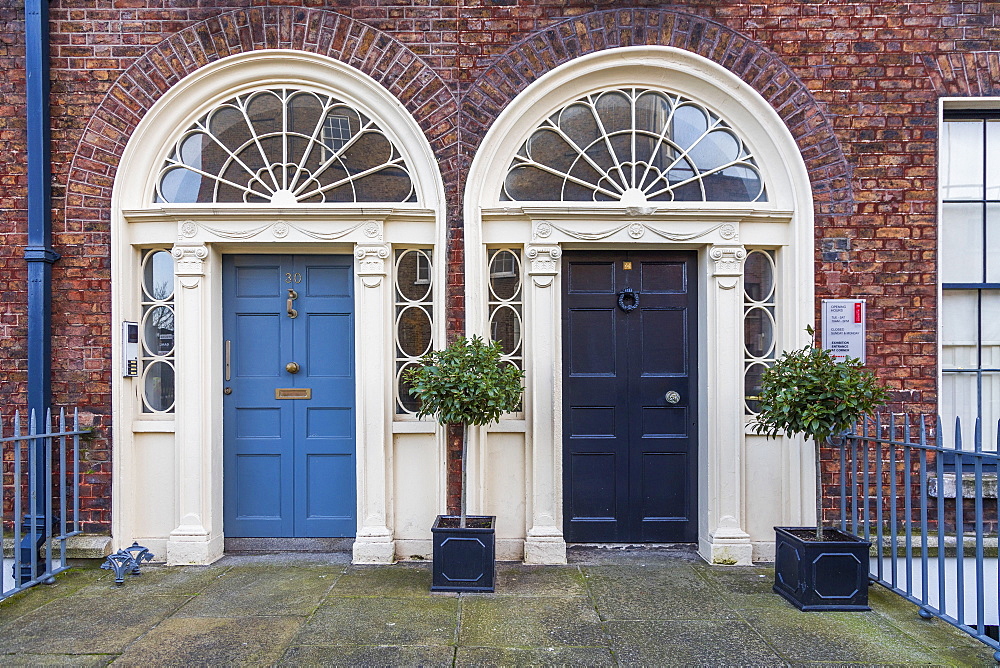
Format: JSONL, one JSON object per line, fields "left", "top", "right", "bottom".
{"left": 821, "top": 299, "right": 866, "bottom": 364}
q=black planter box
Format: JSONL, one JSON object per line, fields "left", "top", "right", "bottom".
{"left": 431, "top": 515, "right": 496, "bottom": 593}
{"left": 773, "top": 526, "right": 871, "bottom": 611}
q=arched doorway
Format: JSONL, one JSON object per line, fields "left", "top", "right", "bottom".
{"left": 464, "top": 46, "right": 815, "bottom": 565}
{"left": 110, "top": 51, "right": 446, "bottom": 564}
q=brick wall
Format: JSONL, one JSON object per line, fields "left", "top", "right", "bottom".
{"left": 3, "top": 1, "right": 1000, "bottom": 527}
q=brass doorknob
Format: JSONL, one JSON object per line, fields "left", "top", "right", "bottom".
{"left": 285, "top": 362, "right": 301, "bottom": 374}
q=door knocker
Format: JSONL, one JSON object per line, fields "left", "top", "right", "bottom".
{"left": 287, "top": 289, "right": 299, "bottom": 319}
{"left": 617, "top": 287, "right": 639, "bottom": 312}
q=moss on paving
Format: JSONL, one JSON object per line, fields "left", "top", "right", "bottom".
{"left": 0, "top": 553, "right": 996, "bottom": 665}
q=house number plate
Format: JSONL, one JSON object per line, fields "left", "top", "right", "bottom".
{"left": 275, "top": 388, "right": 311, "bottom": 400}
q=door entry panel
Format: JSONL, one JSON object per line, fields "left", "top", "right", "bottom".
{"left": 223, "top": 255, "right": 356, "bottom": 538}
{"left": 562, "top": 251, "right": 697, "bottom": 543}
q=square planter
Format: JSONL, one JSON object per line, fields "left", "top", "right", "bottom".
{"left": 773, "top": 526, "right": 871, "bottom": 611}
{"left": 431, "top": 515, "right": 496, "bottom": 592}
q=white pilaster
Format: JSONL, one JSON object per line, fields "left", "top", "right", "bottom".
{"left": 704, "top": 243, "right": 753, "bottom": 565}
{"left": 523, "top": 243, "right": 567, "bottom": 564}
{"left": 352, "top": 242, "right": 396, "bottom": 564}
{"left": 167, "top": 242, "right": 223, "bottom": 565}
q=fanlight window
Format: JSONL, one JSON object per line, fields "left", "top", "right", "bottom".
{"left": 156, "top": 88, "right": 416, "bottom": 204}
{"left": 503, "top": 88, "right": 766, "bottom": 204}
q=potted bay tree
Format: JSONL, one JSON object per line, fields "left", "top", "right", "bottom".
{"left": 753, "top": 328, "right": 889, "bottom": 611}
{"left": 405, "top": 335, "right": 524, "bottom": 592}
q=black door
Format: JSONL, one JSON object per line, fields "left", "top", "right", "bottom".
{"left": 562, "top": 250, "right": 698, "bottom": 543}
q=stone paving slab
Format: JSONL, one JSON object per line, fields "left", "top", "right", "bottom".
{"left": 0, "top": 592, "right": 190, "bottom": 655}
{"left": 293, "top": 595, "right": 460, "bottom": 646}
{"left": 281, "top": 644, "right": 456, "bottom": 665}
{"left": 582, "top": 562, "right": 741, "bottom": 621}
{"left": 605, "top": 619, "right": 784, "bottom": 666}
{"left": 112, "top": 616, "right": 301, "bottom": 667}
{"left": 459, "top": 596, "right": 605, "bottom": 648}
{"left": 173, "top": 565, "right": 337, "bottom": 617}
{"left": 456, "top": 646, "right": 616, "bottom": 666}
{"left": 0, "top": 548, "right": 996, "bottom": 665}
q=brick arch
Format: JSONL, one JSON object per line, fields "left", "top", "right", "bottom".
{"left": 923, "top": 52, "right": 1000, "bottom": 96}
{"left": 462, "top": 9, "right": 854, "bottom": 217}
{"left": 65, "top": 7, "right": 457, "bottom": 223}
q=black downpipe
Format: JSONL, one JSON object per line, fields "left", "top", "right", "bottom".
{"left": 21, "top": 0, "right": 59, "bottom": 584}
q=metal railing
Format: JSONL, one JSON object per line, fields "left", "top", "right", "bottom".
{"left": 842, "top": 414, "right": 999, "bottom": 654}
{"left": 2, "top": 409, "right": 84, "bottom": 600}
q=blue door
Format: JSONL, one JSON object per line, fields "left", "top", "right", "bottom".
{"left": 223, "top": 255, "right": 356, "bottom": 537}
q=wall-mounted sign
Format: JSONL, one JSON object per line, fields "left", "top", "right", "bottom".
{"left": 821, "top": 299, "right": 866, "bottom": 363}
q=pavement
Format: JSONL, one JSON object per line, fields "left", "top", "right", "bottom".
{"left": 0, "top": 545, "right": 996, "bottom": 666}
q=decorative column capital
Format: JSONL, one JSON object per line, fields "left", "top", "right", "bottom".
{"left": 354, "top": 243, "right": 390, "bottom": 288}
{"left": 171, "top": 243, "right": 208, "bottom": 289}
{"left": 526, "top": 244, "right": 562, "bottom": 288}
{"left": 710, "top": 244, "right": 746, "bottom": 290}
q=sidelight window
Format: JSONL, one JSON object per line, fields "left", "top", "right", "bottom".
{"left": 140, "top": 250, "right": 176, "bottom": 414}
{"left": 743, "top": 250, "right": 777, "bottom": 414}
{"left": 395, "top": 249, "right": 435, "bottom": 415}
{"left": 155, "top": 88, "right": 415, "bottom": 205}
{"left": 502, "top": 88, "right": 766, "bottom": 204}
{"left": 487, "top": 249, "right": 524, "bottom": 372}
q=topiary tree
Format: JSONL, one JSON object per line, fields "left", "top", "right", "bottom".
{"left": 753, "top": 329, "right": 889, "bottom": 540}
{"left": 405, "top": 335, "right": 524, "bottom": 528}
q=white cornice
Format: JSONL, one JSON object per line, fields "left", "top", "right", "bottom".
{"left": 122, "top": 206, "right": 436, "bottom": 225}
{"left": 481, "top": 205, "right": 793, "bottom": 225}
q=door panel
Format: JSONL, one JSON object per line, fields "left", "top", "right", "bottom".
{"left": 224, "top": 255, "right": 356, "bottom": 538}
{"left": 563, "top": 250, "right": 697, "bottom": 543}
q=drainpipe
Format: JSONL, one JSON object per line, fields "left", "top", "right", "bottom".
{"left": 21, "top": 0, "right": 59, "bottom": 584}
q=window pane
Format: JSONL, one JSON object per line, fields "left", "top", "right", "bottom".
{"left": 941, "top": 120, "right": 984, "bottom": 200}
{"left": 744, "top": 251, "right": 775, "bottom": 303}
{"left": 143, "top": 360, "right": 176, "bottom": 412}
{"left": 396, "top": 306, "right": 432, "bottom": 358}
{"left": 981, "top": 290, "right": 1000, "bottom": 360}
{"left": 157, "top": 88, "right": 415, "bottom": 204}
{"left": 940, "top": 371, "right": 979, "bottom": 447}
{"left": 143, "top": 250, "right": 174, "bottom": 301}
{"left": 395, "top": 250, "right": 432, "bottom": 302}
{"left": 987, "top": 120, "right": 1000, "bottom": 200}
{"left": 489, "top": 305, "right": 522, "bottom": 356}
{"left": 505, "top": 88, "right": 767, "bottom": 203}
{"left": 941, "top": 290, "right": 978, "bottom": 371}
{"left": 489, "top": 250, "right": 521, "bottom": 300}
{"left": 987, "top": 204, "right": 1000, "bottom": 283}
{"left": 142, "top": 305, "right": 175, "bottom": 356}
{"left": 744, "top": 361, "right": 769, "bottom": 414}
{"left": 743, "top": 306, "right": 774, "bottom": 358}
{"left": 981, "top": 371, "right": 1000, "bottom": 450}
{"left": 940, "top": 202, "right": 984, "bottom": 283}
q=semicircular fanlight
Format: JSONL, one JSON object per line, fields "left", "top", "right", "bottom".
{"left": 502, "top": 88, "right": 767, "bottom": 204}
{"left": 156, "top": 89, "right": 416, "bottom": 205}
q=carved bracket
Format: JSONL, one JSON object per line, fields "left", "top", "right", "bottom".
{"left": 171, "top": 243, "right": 208, "bottom": 289}
{"left": 354, "top": 243, "right": 390, "bottom": 288}
{"left": 526, "top": 244, "right": 562, "bottom": 288}
{"left": 710, "top": 244, "right": 747, "bottom": 290}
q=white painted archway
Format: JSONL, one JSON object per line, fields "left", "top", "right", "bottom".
{"left": 464, "top": 46, "right": 815, "bottom": 564}
{"left": 110, "top": 51, "right": 446, "bottom": 564}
